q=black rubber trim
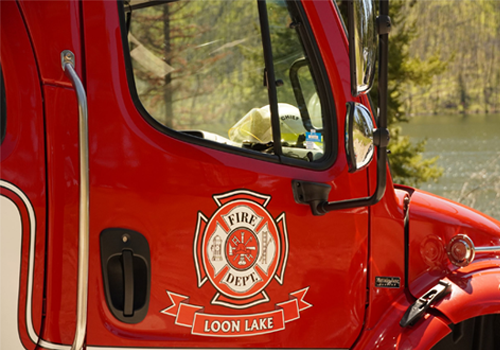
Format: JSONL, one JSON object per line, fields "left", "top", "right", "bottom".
{"left": 257, "top": 0, "right": 282, "bottom": 159}
{"left": 117, "top": 0, "right": 337, "bottom": 171}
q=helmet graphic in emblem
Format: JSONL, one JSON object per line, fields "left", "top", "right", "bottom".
{"left": 194, "top": 190, "right": 289, "bottom": 309}
{"left": 226, "top": 229, "right": 259, "bottom": 270}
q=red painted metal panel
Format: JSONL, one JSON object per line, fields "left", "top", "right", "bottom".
{"left": 352, "top": 292, "right": 451, "bottom": 350}
{"left": 364, "top": 179, "right": 407, "bottom": 329}
{"left": 434, "top": 269, "right": 500, "bottom": 324}
{"left": 41, "top": 86, "right": 81, "bottom": 345}
{"left": 407, "top": 190, "right": 500, "bottom": 297}
{"left": 14, "top": 0, "right": 83, "bottom": 345}
{"left": 81, "top": 0, "right": 371, "bottom": 347}
{"left": 18, "top": 0, "right": 82, "bottom": 87}
{"left": 0, "top": 1, "right": 46, "bottom": 348}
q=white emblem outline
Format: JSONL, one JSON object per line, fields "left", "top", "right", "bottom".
{"left": 193, "top": 190, "right": 289, "bottom": 309}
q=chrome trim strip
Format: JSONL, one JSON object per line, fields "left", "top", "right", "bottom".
{"left": 475, "top": 246, "right": 500, "bottom": 253}
{"left": 61, "top": 50, "right": 89, "bottom": 350}
{"left": 447, "top": 233, "right": 500, "bottom": 267}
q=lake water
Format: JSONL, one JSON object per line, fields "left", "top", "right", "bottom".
{"left": 400, "top": 114, "right": 500, "bottom": 220}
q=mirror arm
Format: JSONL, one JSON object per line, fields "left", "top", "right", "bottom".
{"left": 292, "top": 138, "right": 388, "bottom": 215}
{"left": 292, "top": 0, "right": 391, "bottom": 216}
{"left": 373, "top": 128, "right": 390, "bottom": 148}
{"left": 376, "top": 15, "right": 392, "bottom": 36}
{"left": 377, "top": 0, "right": 391, "bottom": 131}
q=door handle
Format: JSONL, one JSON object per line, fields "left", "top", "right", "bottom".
{"left": 61, "top": 50, "right": 89, "bottom": 350}
{"left": 122, "top": 250, "right": 135, "bottom": 317}
{"left": 100, "top": 228, "right": 151, "bottom": 323}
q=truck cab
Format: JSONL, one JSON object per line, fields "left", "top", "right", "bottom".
{"left": 1, "top": 0, "right": 500, "bottom": 349}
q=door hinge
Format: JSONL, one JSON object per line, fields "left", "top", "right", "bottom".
{"left": 400, "top": 280, "right": 451, "bottom": 328}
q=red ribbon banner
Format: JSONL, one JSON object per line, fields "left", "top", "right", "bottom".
{"left": 161, "top": 288, "right": 312, "bottom": 337}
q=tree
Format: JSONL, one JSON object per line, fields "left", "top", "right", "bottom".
{"left": 369, "top": 0, "right": 446, "bottom": 186}
{"left": 405, "top": 0, "right": 500, "bottom": 114}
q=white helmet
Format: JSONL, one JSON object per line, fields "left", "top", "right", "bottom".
{"left": 229, "top": 103, "right": 305, "bottom": 144}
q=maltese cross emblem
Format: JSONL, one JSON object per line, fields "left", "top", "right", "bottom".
{"left": 194, "top": 190, "right": 289, "bottom": 309}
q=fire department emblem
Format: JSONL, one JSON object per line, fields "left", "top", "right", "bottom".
{"left": 194, "top": 190, "right": 289, "bottom": 309}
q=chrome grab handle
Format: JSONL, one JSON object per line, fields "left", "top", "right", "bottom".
{"left": 61, "top": 50, "right": 89, "bottom": 350}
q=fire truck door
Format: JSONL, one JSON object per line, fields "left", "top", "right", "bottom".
{"left": 83, "top": 0, "right": 370, "bottom": 349}
{"left": 0, "top": 2, "right": 46, "bottom": 349}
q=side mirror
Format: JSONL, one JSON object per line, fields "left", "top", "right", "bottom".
{"left": 292, "top": 0, "right": 391, "bottom": 215}
{"left": 345, "top": 103, "right": 374, "bottom": 172}
{"left": 348, "top": 0, "right": 377, "bottom": 96}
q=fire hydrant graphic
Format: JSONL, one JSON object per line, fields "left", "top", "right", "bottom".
{"left": 211, "top": 235, "right": 222, "bottom": 261}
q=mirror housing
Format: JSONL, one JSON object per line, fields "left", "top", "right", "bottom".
{"left": 346, "top": 102, "right": 375, "bottom": 172}
{"left": 348, "top": 0, "right": 377, "bottom": 96}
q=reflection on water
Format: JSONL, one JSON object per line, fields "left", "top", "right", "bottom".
{"left": 399, "top": 114, "right": 500, "bottom": 220}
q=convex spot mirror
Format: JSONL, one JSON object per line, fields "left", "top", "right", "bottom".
{"left": 348, "top": 0, "right": 377, "bottom": 96}
{"left": 345, "top": 102, "right": 374, "bottom": 172}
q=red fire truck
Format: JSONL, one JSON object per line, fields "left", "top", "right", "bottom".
{"left": 2, "top": 0, "right": 500, "bottom": 349}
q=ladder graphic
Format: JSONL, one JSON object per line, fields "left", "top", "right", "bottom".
{"left": 260, "top": 230, "right": 271, "bottom": 264}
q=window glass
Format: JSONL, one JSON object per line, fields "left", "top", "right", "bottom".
{"left": 267, "top": 0, "right": 324, "bottom": 160}
{"left": 125, "top": 0, "right": 325, "bottom": 162}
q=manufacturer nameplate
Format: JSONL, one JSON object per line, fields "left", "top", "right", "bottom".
{"left": 375, "top": 276, "right": 401, "bottom": 288}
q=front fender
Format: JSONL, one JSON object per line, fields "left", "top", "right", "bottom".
{"left": 354, "top": 268, "right": 500, "bottom": 349}
{"left": 434, "top": 268, "right": 500, "bottom": 324}
{"left": 352, "top": 291, "right": 450, "bottom": 350}
{"left": 407, "top": 189, "right": 500, "bottom": 297}
{"left": 355, "top": 189, "right": 500, "bottom": 349}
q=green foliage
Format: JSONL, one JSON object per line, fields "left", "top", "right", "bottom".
{"left": 129, "top": 0, "right": 269, "bottom": 134}
{"left": 387, "top": 127, "right": 443, "bottom": 186}
{"left": 405, "top": 0, "right": 500, "bottom": 114}
{"left": 370, "top": 0, "right": 446, "bottom": 186}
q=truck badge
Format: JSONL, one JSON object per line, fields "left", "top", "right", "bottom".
{"left": 194, "top": 189, "right": 288, "bottom": 308}
{"left": 162, "top": 190, "right": 312, "bottom": 337}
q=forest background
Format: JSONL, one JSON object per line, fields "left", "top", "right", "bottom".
{"left": 380, "top": 0, "right": 500, "bottom": 217}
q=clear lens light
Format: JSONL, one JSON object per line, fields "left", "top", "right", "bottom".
{"left": 446, "top": 234, "right": 475, "bottom": 267}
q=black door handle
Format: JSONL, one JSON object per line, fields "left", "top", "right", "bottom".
{"left": 122, "top": 249, "right": 135, "bottom": 317}
{"left": 100, "top": 228, "right": 150, "bottom": 324}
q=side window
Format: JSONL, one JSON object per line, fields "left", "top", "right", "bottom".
{"left": 123, "top": 0, "right": 330, "bottom": 164}
{"left": 0, "top": 64, "right": 5, "bottom": 144}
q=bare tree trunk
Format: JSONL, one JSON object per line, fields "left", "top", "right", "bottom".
{"left": 163, "top": 4, "right": 173, "bottom": 128}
